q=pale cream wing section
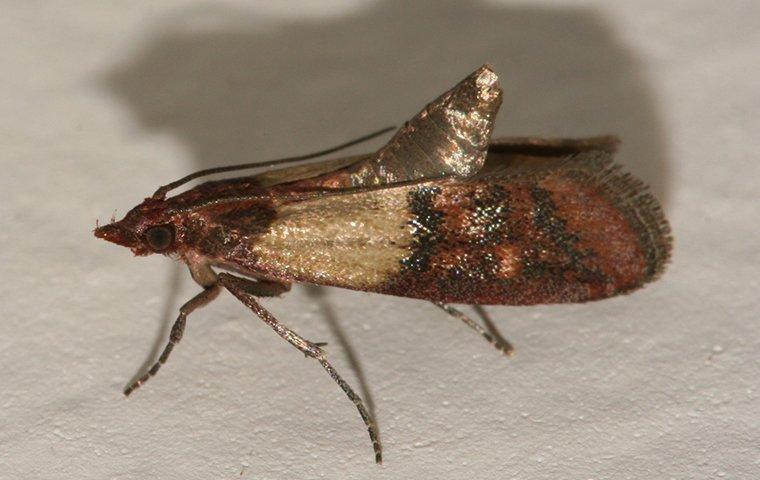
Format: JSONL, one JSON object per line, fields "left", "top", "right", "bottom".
{"left": 249, "top": 187, "right": 414, "bottom": 287}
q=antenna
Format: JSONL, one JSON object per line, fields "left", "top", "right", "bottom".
{"left": 151, "top": 126, "right": 395, "bottom": 200}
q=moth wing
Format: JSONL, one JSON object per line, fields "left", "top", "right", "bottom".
{"left": 475, "top": 135, "right": 620, "bottom": 179}
{"left": 484, "top": 146, "right": 671, "bottom": 288}
{"left": 488, "top": 135, "right": 619, "bottom": 157}
{"left": 231, "top": 143, "right": 671, "bottom": 305}
{"left": 370, "top": 147, "right": 672, "bottom": 304}
{"left": 477, "top": 144, "right": 671, "bottom": 275}
{"left": 279, "top": 65, "right": 502, "bottom": 190}
{"left": 244, "top": 146, "right": 670, "bottom": 305}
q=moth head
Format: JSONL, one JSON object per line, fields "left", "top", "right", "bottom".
{"left": 94, "top": 198, "right": 180, "bottom": 256}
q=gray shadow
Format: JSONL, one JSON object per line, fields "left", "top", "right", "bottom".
{"left": 102, "top": 0, "right": 670, "bottom": 205}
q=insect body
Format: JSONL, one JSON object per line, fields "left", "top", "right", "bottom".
{"left": 95, "top": 65, "right": 671, "bottom": 463}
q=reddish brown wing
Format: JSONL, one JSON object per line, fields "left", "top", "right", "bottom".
{"left": 375, "top": 148, "right": 671, "bottom": 304}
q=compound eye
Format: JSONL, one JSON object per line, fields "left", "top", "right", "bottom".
{"left": 144, "top": 225, "right": 174, "bottom": 252}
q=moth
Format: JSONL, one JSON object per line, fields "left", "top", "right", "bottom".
{"left": 95, "top": 65, "right": 671, "bottom": 463}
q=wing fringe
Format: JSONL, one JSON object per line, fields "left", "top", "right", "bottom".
{"left": 557, "top": 152, "right": 672, "bottom": 283}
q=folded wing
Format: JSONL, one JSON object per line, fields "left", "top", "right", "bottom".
{"left": 278, "top": 65, "right": 502, "bottom": 190}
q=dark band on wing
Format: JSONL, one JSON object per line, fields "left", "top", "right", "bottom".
{"left": 399, "top": 186, "right": 443, "bottom": 273}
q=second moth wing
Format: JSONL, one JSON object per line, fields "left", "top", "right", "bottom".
{"left": 273, "top": 65, "right": 502, "bottom": 191}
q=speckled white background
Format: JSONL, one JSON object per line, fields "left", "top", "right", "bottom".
{"left": 2, "top": 1, "right": 758, "bottom": 478}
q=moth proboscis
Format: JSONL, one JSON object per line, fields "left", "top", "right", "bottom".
{"left": 95, "top": 65, "right": 672, "bottom": 463}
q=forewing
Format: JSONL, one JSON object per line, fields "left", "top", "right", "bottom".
{"left": 224, "top": 145, "right": 668, "bottom": 306}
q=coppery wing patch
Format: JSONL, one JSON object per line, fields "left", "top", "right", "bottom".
{"left": 288, "top": 65, "right": 502, "bottom": 190}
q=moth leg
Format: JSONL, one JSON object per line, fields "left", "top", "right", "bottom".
{"left": 236, "top": 279, "right": 328, "bottom": 350}
{"left": 217, "top": 272, "right": 381, "bottom": 464}
{"left": 473, "top": 305, "right": 514, "bottom": 356}
{"left": 433, "top": 302, "right": 514, "bottom": 356}
{"left": 124, "top": 284, "right": 221, "bottom": 396}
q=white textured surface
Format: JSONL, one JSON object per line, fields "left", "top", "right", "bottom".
{"left": 2, "top": 1, "right": 758, "bottom": 478}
